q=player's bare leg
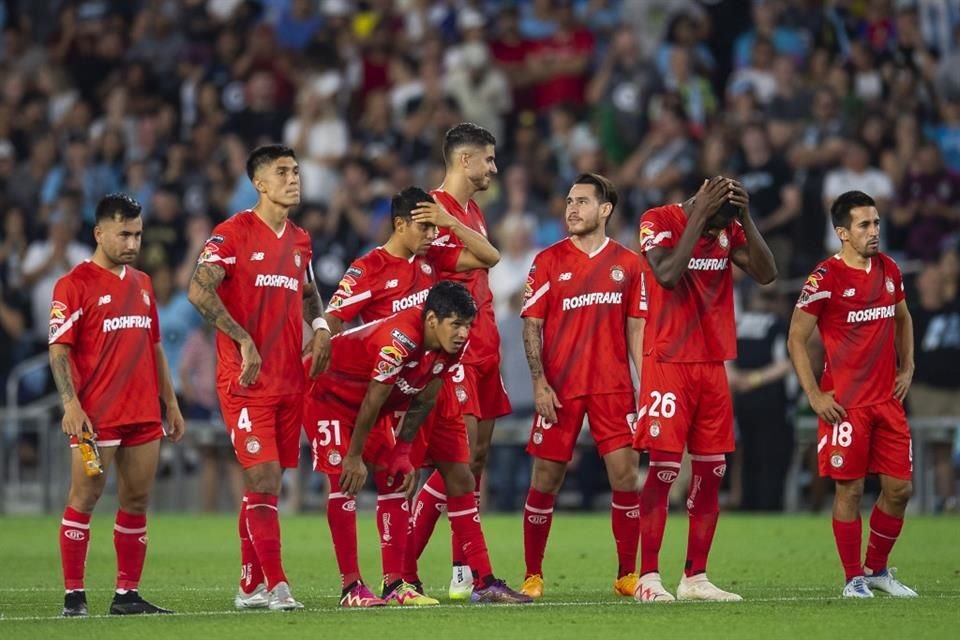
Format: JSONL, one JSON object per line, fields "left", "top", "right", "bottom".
{"left": 60, "top": 445, "right": 118, "bottom": 616}
{"left": 832, "top": 478, "right": 871, "bottom": 597}
{"left": 602, "top": 447, "right": 641, "bottom": 597}
{"left": 520, "top": 457, "right": 566, "bottom": 598}
{"left": 241, "top": 461, "right": 302, "bottom": 610}
{"left": 864, "top": 475, "right": 917, "bottom": 597}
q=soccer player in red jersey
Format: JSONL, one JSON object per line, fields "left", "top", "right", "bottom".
{"left": 49, "top": 193, "right": 185, "bottom": 617}
{"left": 187, "top": 145, "right": 330, "bottom": 611}
{"left": 518, "top": 174, "right": 646, "bottom": 599}
{"left": 409, "top": 122, "right": 513, "bottom": 599}
{"left": 634, "top": 176, "right": 777, "bottom": 602}
{"left": 788, "top": 191, "right": 918, "bottom": 598}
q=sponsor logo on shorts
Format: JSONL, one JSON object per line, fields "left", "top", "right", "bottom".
{"left": 527, "top": 514, "right": 548, "bottom": 525}
{"left": 649, "top": 421, "right": 661, "bottom": 438}
{"left": 830, "top": 453, "right": 844, "bottom": 469}
{"left": 656, "top": 469, "right": 677, "bottom": 483}
{"left": 64, "top": 529, "right": 86, "bottom": 541}
{"left": 245, "top": 436, "right": 261, "bottom": 455}
{"left": 328, "top": 451, "right": 342, "bottom": 466}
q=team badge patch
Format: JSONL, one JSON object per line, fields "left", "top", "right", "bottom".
{"left": 532, "top": 432, "right": 543, "bottom": 445}
{"left": 885, "top": 277, "right": 895, "bottom": 294}
{"left": 420, "top": 262, "right": 432, "bottom": 275}
{"left": 141, "top": 290, "right": 151, "bottom": 307}
{"left": 455, "top": 385, "right": 467, "bottom": 403}
{"left": 649, "top": 421, "right": 661, "bottom": 438}
{"left": 610, "top": 265, "right": 625, "bottom": 282}
{"left": 433, "top": 362, "right": 444, "bottom": 374}
{"left": 294, "top": 252, "right": 302, "bottom": 268}
{"left": 830, "top": 453, "right": 844, "bottom": 469}
{"left": 718, "top": 231, "right": 729, "bottom": 249}
{"left": 245, "top": 437, "right": 261, "bottom": 455}
{"left": 328, "top": 451, "right": 342, "bottom": 466}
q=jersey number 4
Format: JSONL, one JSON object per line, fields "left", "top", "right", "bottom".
{"left": 238, "top": 408, "right": 253, "bottom": 432}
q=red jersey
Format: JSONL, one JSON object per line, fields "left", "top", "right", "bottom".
{"left": 638, "top": 204, "right": 746, "bottom": 363}
{"left": 427, "top": 189, "right": 499, "bottom": 366}
{"left": 48, "top": 262, "right": 161, "bottom": 428}
{"left": 795, "top": 253, "right": 905, "bottom": 409}
{"left": 311, "top": 307, "right": 461, "bottom": 412}
{"left": 521, "top": 238, "right": 645, "bottom": 398}
{"left": 326, "top": 246, "right": 460, "bottom": 324}
{"left": 198, "top": 211, "right": 313, "bottom": 398}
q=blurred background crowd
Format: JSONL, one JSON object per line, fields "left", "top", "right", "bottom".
{"left": 0, "top": 0, "right": 958, "bottom": 513}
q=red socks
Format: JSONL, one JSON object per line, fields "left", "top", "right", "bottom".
{"left": 611, "top": 490, "right": 640, "bottom": 577}
{"left": 327, "top": 476, "right": 360, "bottom": 588}
{"left": 245, "top": 492, "right": 287, "bottom": 590}
{"left": 522, "top": 488, "right": 555, "bottom": 577}
{"left": 685, "top": 455, "right": 725, "bottom": 577}
{"left": 114, "top": 510, "right": 148, "bottom": 590}
{"left": 451, "top": 472, "right": 481, "bottom": 567}
{"left": 374, "top": 471, "right": 410, "bottom": 585}
{"left": 639, "top": 451, "right": 681, "bottom": 575}
{"left": 448, "top": 493, "right": 492, "bottom": 582}
{"left": 865, "top": 506, "right": 903, "bottom": 575}
{"left": 408, "top": 470, "right": 446, "bottom": 572}
{"left": 60, "top": 507, "right": 91, "bottom": 591}
{"left": 239, "top": 494, "right": 265, "bottom": 593}
{"left": 833, "top": 516, "right": 863, "bottom": 581}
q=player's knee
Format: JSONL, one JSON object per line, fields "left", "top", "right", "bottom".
{"left": 119, "top": 491, "right": 150, "bottom": 514}
{"left": 531, "top": 465, "right": 564, "bottom": 494}
{"left": 609, "top": 465, "right": 640, "bottom": 492}
{"left": 884, "top": 481, "right": 913, "bottom": 506}
{"left": 68, "top": 484, "right": 102, "bottom": 513}
{"left": 443, "top": 464, "right": 475, "bottom": 497}
{"left": 835, "top": 480, "right": 864, "bottom": 506}
{"left": 469, "top": 445, "right": 490, "bottom": 476}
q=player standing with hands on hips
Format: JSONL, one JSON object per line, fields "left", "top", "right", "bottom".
{"left": 788, "top": 191, "right": 918, "bottom": 599}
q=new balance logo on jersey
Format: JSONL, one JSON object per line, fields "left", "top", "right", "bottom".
{"left": 254, "top": 274, "right": 299, "bottom": 291}
{"left": 842, "top": 288, "right": 856, "bottom": 298}
{"left": 687, "top": 258, "right": 729, "bottom": 271}
{"left": 98, "top": 295, "right": 111, "bottom": 306}
{"left": 559, "top": 272, "right": 572, "bottom": 281}
{"left": 561, "top": 292, "right": 622, "bottom": 311}
{"left": 250, "top": 252, "right": 265, "bottom": 261}
{"left": 847, "top": 304, "right": 895, "bottom": 323}
{"left": 385, "top": 279, "right": 399, "bottom": 289}
{"left": 392, "top": 288, "right": 430, "bottom": 313}
{"left": 102, "top": 315, "right": 152, "bottom": 333}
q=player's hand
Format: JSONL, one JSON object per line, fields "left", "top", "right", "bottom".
{"left": 410, "top": 201, "right": 456, "bottom": 229}
{"left": 534, "top": 380, "right": 563, "bottom": 426}
{"left": 238, "top": 338, "right": 262, "bottom": 386}
{"left": 809, "top": 390, "right": 847, "bottom": 424}
{"left": 727, "top": 180, "right": 750, "bottom": 219}
{"left": 308, "top": 329, "right": 331, "bottom": 377}
{"left": 385, "top": 441, "right": 414, "bottom": 487}
{"left": 165, "top": 403, "right": 186, "bottom": 443}
{"left": 894, "top": 366, "right": 914, "bottom": 403}
{"left": 690, "top": 176, "right": 730, "bottom": 223}
{"left": 340, "top": 454, "right": 368, "bottom": 497}
{"left": 62, "top": 399, "right": 92, "bottom": 437}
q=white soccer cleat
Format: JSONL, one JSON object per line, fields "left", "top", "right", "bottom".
{"left": 267, "top": 581, "right": 304, "bottom": 610}
{"left": 633, "top": 572, "right": 676, "bottom": 603}
{"left": 234, "top": 583, "right": 270, "bottom": 609}
{"left": 449, "top": 565, "right": 474, "bottom": 601}
{"left": 841, "top": 576, "right": 875, "bottom": 598}
{"left": 864, "top": 568, "right": 918, "bottom": 598}
{"left": 676, "top": 573, "right": 743, "bottom": 602}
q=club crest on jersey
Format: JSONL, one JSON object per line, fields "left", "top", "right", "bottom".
{"left": 420, "top": 262, "right": 433, "bottom": 275}
{"left": 610, "top": 265, "right": 625, "bottom": 283}
{"left": 294, "top": 252, "right": 301, "bottom": 268}
{"left": 377, "top": 360, "right": 400, "bottom": 376}
{"left": 432, "top": 362, "right": 444, "bottom": 374}
{"left": 830, "top": 453, "right": 844, "bottom": 469}
{"left": 649, "top": 421, "right": 661, "bottom": 438}
{"left": 885, "top": 277, "right": 895, "bottom": 294}
{"left": 456, "top": 384, "right": 467, "bottom": 403}
{"left": 141, "top": 290, "right": 151, "bottom": 307}
{"left": 718, "top": 231, "right": 729, "bottom": 249}
{"left": 49, "top": 301, "right": 67, "bottom": 324}
{"left": 328, "top": 451, "right": 342, "bottom": 466}
{"left": 245, "top": 436, "right": 261, "bottom": 455}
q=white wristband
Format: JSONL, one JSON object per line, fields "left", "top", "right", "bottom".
{"left": 311, "top": 317, "right": 330, "bottom": 332}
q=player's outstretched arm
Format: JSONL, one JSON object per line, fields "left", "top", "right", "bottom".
{"left": 787, "top": 307, "right": 846, "bottom": 424}
{"left": 341, "top": 379, "right": 394, "bottom": 496}
{"left": 523, "top": 316, "right": 562, "bottom": 424}
{"left": 303, "top": 280, "right": 331, "bottom": 376}
{"left": 893, "top": 300, "right": 915, "bottom": 402}
{"left": 154, "top": 344, "right": 185, "bottom": 442}
{"left": 728, "top": 181, "right": 777, "bottom": 285}
{"left": 49, "top": 343, "right": 92, "bottom": 436}
{"left": 411, "top": 201, "right": 501, "bottom": 270}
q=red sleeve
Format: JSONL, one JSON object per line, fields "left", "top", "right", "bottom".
{"left": 626, "top": 255, "right": 646, "bottom": 319}
{"left": 889, "top": 256, "right": 905, "bottom": 304}
{"left": 729, "top": 220, "right": 748, "bottom": 251}
{"left": 197, "top": 223, "right": 237, "bottom": 278}
{"left": 147, "top": 278, "right": 161, "bottom": 344}
{"left": 326, "top": 260, "right": 374, "bottom": 322}
{"left": 48, "top": 275, "right": 83, "bottom": 346}
{"left": 426, "top": 244, "right": 463, "bottom": 274}
{"left": 638, "top": 208, "right": 676, "bottom": 253}
{"left": 520, "top": 252, "right": 550, "bottom": 319}
{"left": 369, "top": 323, "right": 418, "bottom": 384}
{"left": 795, "top": 264, "right": 833, "bottom": 317}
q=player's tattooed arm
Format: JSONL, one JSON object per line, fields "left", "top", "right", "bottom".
{"left": 49, "top": 343, "right": 93, "bottom": 436}
{"left": 397, "top": 377, "right": 442, "bottom": 442}
{"left": 302, "top": 279, "right": 323, "bottom": 323}
{"left": 523, "top": 317, "right": 546, "bottom": 383}
{"left": 187, "top": 262, "right": 250, "bottom": 344}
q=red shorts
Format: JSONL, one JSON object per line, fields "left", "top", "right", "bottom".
{"left": 817, "top": 399, "right": 912, "bottom": 481}
{"left": 305, "top": 390, "right": 396, "bottom": 475}
{"left": 457, "top": 356, "right": 512, "bottom": 421}
{"left": 69, "top": 422, "right": 163, "bottom": 449}
{"left": 410, "top": 379, "right": 470, "bottom": 468}
{"left": 633, "top": 360, "right": 734, "bottom": 455}
{"left": 528, "top": 392, "right": 636, "bottom": 463}
{"left": 218, "top": 389, "right": 302, "bottom": 469}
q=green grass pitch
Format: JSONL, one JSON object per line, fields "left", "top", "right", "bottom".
{"left": 1, "top": 513, "right": 958, "bottom": 638}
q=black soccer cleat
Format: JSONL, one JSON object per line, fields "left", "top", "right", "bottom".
{"left": 109, "top": 590, "right": 174, "bottom": 615}
{"left": 62, "top": 590, "right": 88, "bottom": 617}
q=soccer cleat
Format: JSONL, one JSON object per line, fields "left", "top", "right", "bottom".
{"left": 633, "top": 573, "right": 676, "bottom": 603}
{"left": 449, "top": 565, "right": 474, "bottom": 601}
{"left": 519, "top": 574, "right": 544, "bottom": 599}
{"left": 339, "top": 581, "right": 387, "bottom": 608}
{"left": 382, "top": 580, "right": 439, "bottom": 606}
{"left": 841, "top": 575, "right": 875, "bottom": 598}
{"left": 614, "top": 573, "right": 640, "bottom": 597}
{"left": 864, "top": 568, "right": 918, "bottom": 598}
{"left": 109, "top": 590, "right": 174, "bottom": 614}
{"left": 234, "top": 583, "right": 270, "bottom": 609}
{"left": 62, "top": 590, "right": 88, "bottom": 617}
{"left": 267, "top": 581, "right": 304, "bottom": 610}
{"left": 470, "top": 579, "right": 534, "bottom": 604}
{"left": 676, "top": 574, "right": 742, "bottom": 602}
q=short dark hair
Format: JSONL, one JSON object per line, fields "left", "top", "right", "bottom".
{"left": 424, "top": 281, "right": 477, "bottom": 322}
{"left": 95, "top": 192, "right": 142, "bottom": 223}
{"left": 573, "top": 173, "right": 618, "bottom": 212}
{"left": 392, "top": 186, "right": 432, "bottom": 225}
{"left": 442, "top": 123, "right": 496, "bottom": 165}
{"left": 830, "top": 190, "right": 876, "bottom": 229}
{"left": 246, "top": 144, "right": 297, "bottom": 180}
